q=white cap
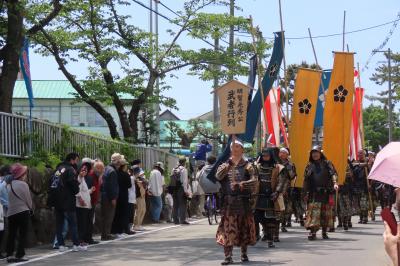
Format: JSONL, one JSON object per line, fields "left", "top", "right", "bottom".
{"left": 279, "top": 148, "right": 289, "bottom": 154}
{"left": 230, "top": 139, "right": 244, "bottom": 148}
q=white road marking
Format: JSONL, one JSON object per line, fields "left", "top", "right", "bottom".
{"left": 14, "top": 219, "right": 207, "bottom": 265}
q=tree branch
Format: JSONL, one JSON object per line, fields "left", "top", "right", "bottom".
{"left": 27, "top": 0, "right": 62, "bottom": 35}
{"left": 108, "top": 0, "right": 152, "bottom": 71}
{"left": 154, "top": 0, "right": 215, "bottom": 69}
{"left": 38, "top": 28, "right": 121, "bottom": 139}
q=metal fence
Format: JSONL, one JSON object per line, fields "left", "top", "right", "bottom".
{"left": 0, "top": 112, "right": 178, "bottom": 171}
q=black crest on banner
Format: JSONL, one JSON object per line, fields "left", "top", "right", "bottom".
{"left": 333, "top": 85, "right": 348, "bottom": 102}
{"left": 298, "top": 99, "right": 312, "bottom": 114}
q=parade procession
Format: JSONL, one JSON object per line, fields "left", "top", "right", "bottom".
{"left": 1, "top": 0, "right": 400, "bottom": 265}
{"left": 210, "top": 32, "right": 390, "bottom": 264}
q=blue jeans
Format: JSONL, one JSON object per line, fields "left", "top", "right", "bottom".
{"left": 53, "top": 217, "right": 68, "bottom": 248}
{"left": 55, "top": 209, "right": 79, "bottom": 246}
{"left": 150, "top": 196, "right": 162, "bottom": 222}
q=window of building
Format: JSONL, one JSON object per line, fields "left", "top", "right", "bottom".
{"left": 13, "top": 106, "right": 59, "bottom": 123}
{"left": 87, "top": 107, "right": 106, "bottom": 127}
{"left": 71, "top": 107, "right": 81, "bottom": 126}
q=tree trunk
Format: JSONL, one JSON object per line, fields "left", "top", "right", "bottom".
{"left": 0, "top": 0, "right": 24, "bottom": 113}
{"left": 37, "top": 29, "right": 121, "bottom": 139}
{"left": 128, "top": 74, "right": 157, "bottom": 142}
{"left": 101, "top": 67, "right": 133, "bottom": 141}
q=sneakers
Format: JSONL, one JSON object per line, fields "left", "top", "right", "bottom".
{"left": 7, "top": 257, "right": 29, "bottom": 263}
{"left": 58, "top": 246, "right": 69, "bottom": 252}
{"left": 88, "top": 240, "right": 100, "bottom": 245}
{"left": 72, "top": 245, "right": 88, "bottom": 252}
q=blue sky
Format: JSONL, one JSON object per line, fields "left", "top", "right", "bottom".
{"left": 30, "top": 0, "right": 399, "bottom": 120}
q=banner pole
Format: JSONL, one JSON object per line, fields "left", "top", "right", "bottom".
{"left": 278, "top": 0, "right": 290, "bottom": 130}
{"left": 342, "top": 11, "right": 346, "bottom": 52}
{"left": 357, "top": 62, "right": 366, "bottom": 149}
{"left": 249, "top": 16, "right": 268, "bottom": 150}
{"left": 308, "top": 28, "right": 325, "bottom": 100}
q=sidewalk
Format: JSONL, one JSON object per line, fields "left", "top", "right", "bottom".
{"left": 1, "top": 217, "right": 207, "bottom": 266}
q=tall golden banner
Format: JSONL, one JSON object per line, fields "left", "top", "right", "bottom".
{"left": 289, "top": 68, "right": 322, "bottom": 188}
{"left": 323, "top": 52, "right": 355, "bottom": 185}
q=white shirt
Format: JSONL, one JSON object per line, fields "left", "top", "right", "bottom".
{"left": 76, "top": 176, "right": 91, "bottom": 209}
{"left": 128, "top": 175, "right": 136, "bottom": 204}
{"left": 148, "top": 169, "right": 165, "bottom": 197}
{"left": 165, "top": 193, "right": 173, "bottom": 207}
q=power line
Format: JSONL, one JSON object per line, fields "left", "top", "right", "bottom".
{"left": 131, "top": 0, "right": 221, "bottom": 49}
{"left": 157, "top": 0, "right": 232, "bottom": 46}
{"left": 132, "top": 0, "right": 250, "bottom": 67}
{"left": 362, "top": 12, "right": 400, "bottom": 72}
{"left": 235, "top": 17, "right": 400, "bottom": 40}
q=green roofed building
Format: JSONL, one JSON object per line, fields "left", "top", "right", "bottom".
{"left": 12, "top": 80, "right": 134, "bottom": 136}
{"left": 12, "top": 80, "right": 214, "bottom": 150}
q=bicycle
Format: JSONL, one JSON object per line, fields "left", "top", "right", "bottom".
{"left": 205, "top": 193, "right": 220, "bottom": 225}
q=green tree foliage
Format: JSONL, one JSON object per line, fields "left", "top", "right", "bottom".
{"left": 138, "top": 105, "right": 158, "bottom": 147}
{"left": 0, "top": 0, "right": 62, "bottom": 113}
{"left": 280, "top": 61, "right": 321, "bottom": 106}
{"left": 189, "top": 119, "right": 227, "bottom": 146}
{"left": 33, "top": 0, "right": 271, "bottom": 142}
{"left": 369, "top": 51, "right": 400, "bottom": 106}
{"left": 164, "top": 121, "right": 180, "bottom": 152}
{"left": 363, "top": 104, "right": 400, "bottom": 151}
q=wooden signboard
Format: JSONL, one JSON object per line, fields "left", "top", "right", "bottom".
{"left": 216, "top": 80, "right": 250, "bottom": 135}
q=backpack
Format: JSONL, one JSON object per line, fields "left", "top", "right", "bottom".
{"left": 199, "top": 165, "right": 221, "bottom": 194}
{"left": 169, "top": 167, "right": 182, "bottom": 190}
{"left": 47, "top": 166, "right": 66, "bottom": 208}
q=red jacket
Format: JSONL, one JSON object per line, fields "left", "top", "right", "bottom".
{"left": 88, "top": 171, "right": 100, "bottom": 206}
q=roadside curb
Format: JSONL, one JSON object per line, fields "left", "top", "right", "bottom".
{"left": 13, "top": 218, "right": 208, "bottom": 265}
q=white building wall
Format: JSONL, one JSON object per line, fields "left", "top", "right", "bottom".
{"left": 12, "top": 98, "right": 141, "bottom": 138}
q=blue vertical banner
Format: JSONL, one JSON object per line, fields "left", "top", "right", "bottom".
{"left": 246, "top": 55, "right": 257, "bottom": 110}
{"left": 239, "top": 31, "right": 284, "bottom": 143}
{"left": 207, "top": 32, "right": 285, "bottom": 182}
{"left": 314, "top": 70, "right": 331, "bottom": 127}
{"left": 19, "top": 37, "right": 34, "bottom": 108}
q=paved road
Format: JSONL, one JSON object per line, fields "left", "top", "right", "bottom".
{"left": 4, "top": 217, "right": 392, "bottom": 266}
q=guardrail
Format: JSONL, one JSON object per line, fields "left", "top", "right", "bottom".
{"left": 0, "top": 112, "right": 178, "bottom": 171}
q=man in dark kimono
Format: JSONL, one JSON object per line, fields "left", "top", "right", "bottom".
{"left": 254, "top": 148, "right": 286, "bottom": 248}
{"left": 303, "top": 146, "right": 338, "bottom": 240}
{"left": 278, "top": 148, "right": 296, "bottom": 232}
{"left": 337, "top": 163, "right": 354, "bottom": 231}
{"left": 216, "top": 139, "right": 257, "bottom": 265}
{"left": 352, "top": 150, "right": 371, "bottom": 224}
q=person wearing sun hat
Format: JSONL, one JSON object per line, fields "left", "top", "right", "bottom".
{"left": 303, "top": 146, "right": 338, "bottom": 241}
{"left": 133, "top": 168, "right": 147, "bottom": 231}
{"left": 170, "top": 157, "right": 191, "bottom": 225}
{"left": 216, "top": 139, "right": 257, "bottom": 265}
{"left": 5, "top": 163, "right": 32, "bottom": 263}
{"left": 100, "top": 153, "right": 121, "bottom": 241}
{"left": 149, "top": 161, "right": 166, "bottom": 223}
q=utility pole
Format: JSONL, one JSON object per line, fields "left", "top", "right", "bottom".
{"left": 228, "top": 0, "right": 234, "bottom": 80}
{"left": 154, "top": 0, "right": 160, "bottom": 147}
{"left": 213, "top": 36, "right": 220, "bottom": 155}
{"left": 373, "top": 48, "right": 393, "bottom": 142}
